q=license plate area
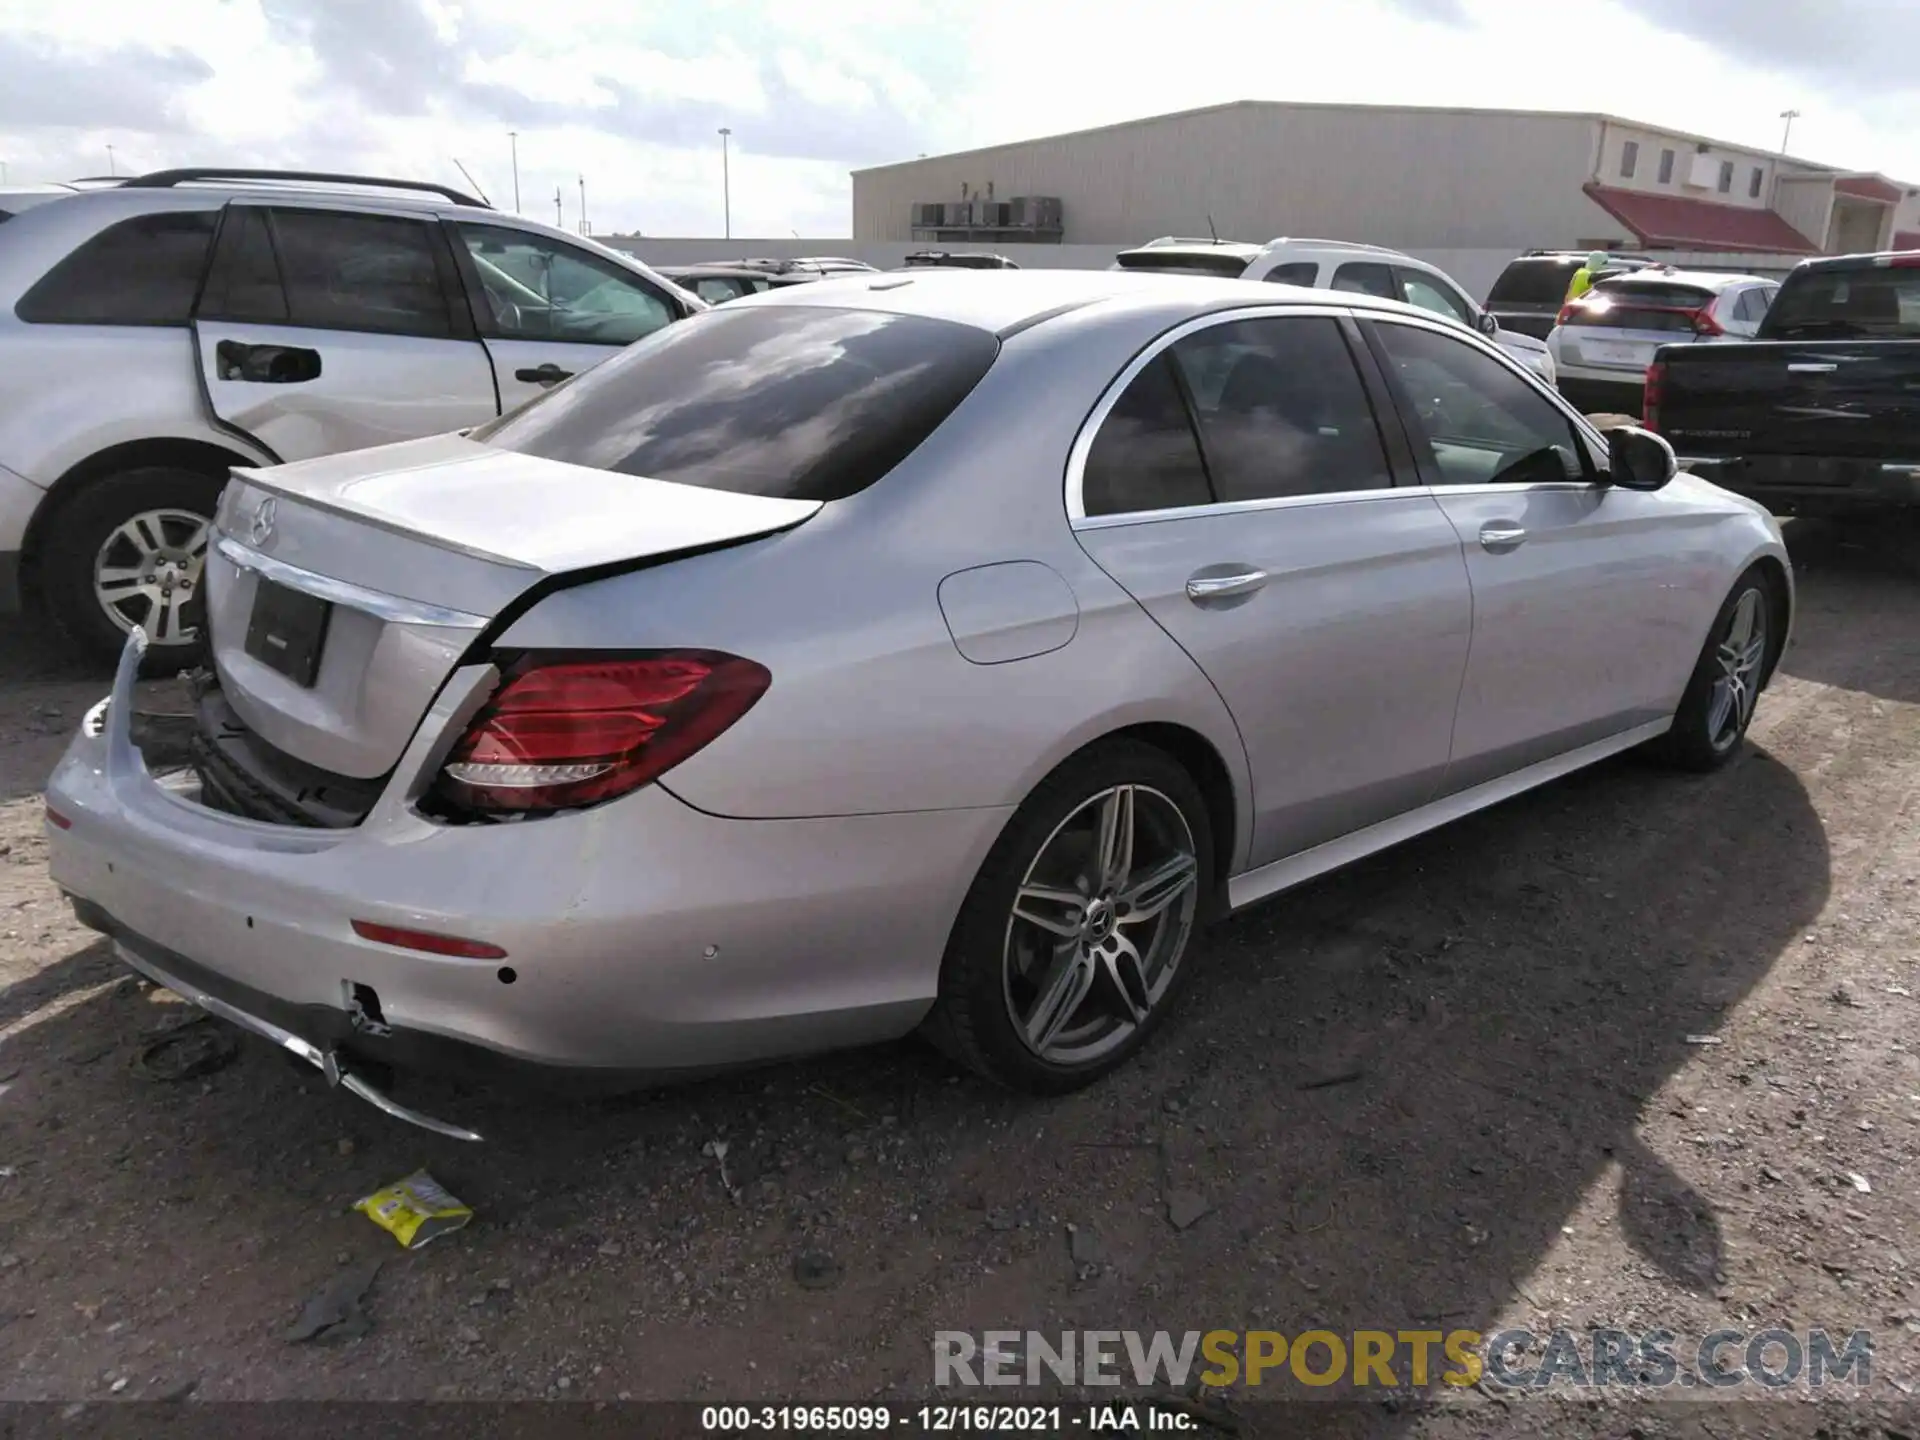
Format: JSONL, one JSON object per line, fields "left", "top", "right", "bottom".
{"left": 244, "top": 578, "right": 332, "bottom": 687}
{"left": 1580, "top": 341, "right": 1649, "bottom": 366}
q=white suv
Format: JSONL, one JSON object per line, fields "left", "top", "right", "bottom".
{"left": 0, "top": 167, "right": 705, "bottom": 667}
{"left": 1113, "top": 236, "right": 1554, "bottom": 384}
{"left": 1237, "top": 238, "right": 1555, "bottom": 384}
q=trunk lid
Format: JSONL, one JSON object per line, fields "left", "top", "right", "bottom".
{"left": 205, "top": 432, "right": 820, "bottom": 781}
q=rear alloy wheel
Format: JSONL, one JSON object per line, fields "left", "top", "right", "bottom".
{"left": 37, "top": 466, "right": 223, "bottom": 672}
{"left": 926, "top": 742, "right": 1212, "bottom": 1092}
{"left": 1652, "top": 567, "right": 1776, "bottom": 772}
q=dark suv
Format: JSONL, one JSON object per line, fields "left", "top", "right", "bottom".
{"left": 1485, "top": 250, "right": 1655, "bottom": 338}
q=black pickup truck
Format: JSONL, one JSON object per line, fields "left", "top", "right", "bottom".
{"left": 1649, "top": 250, "right": 1920, "bottom": 515}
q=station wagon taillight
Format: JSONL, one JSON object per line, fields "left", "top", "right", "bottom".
{"left": 434, "top": 653, "right": 771, "bottom": 815}
{"left": 1688, "top": 307, "right": 1725, "bottom": 338}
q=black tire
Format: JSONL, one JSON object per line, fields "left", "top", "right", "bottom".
{"left": 36, "top": 466, "right": 223, "bottom": 673}
{"left": 922, "top": 740, "right": 1215, "bottom": 1094}
{"left": 1649, "top": 565, "right": 1779, "bottom": 773}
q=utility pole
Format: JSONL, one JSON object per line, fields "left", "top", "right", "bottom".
{"left": 105, "top": 144, "right": 116, "bottom": 176}
{"left": 554, "top": 186, "right": 563, "bottom": 228}
{"left": 508, "top": 131, "right": 521, "bottom": 212}
{"left": 1779, "top": 109, "right": 1801, "bottom": 154}
{"left": 578, "top": 174, "right": 588, "bottom": 235}
{"left": 718, "top": 127, "right": 732, "bottom": 240}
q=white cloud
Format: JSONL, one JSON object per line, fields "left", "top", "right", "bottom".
{"left": 1, "top": 0, "right": 1917, "bottom": 238}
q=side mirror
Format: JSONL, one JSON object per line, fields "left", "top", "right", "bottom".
{"left": 1477, "top": 310, "right": 1500, "bottom": 337}
{"left": 1605, "top": 424, "right": 1678, "bottom": 491}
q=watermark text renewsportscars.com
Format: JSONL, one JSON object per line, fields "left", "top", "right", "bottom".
{"left": 933, "top": 1328, "right": 1873, "bottom": 1392}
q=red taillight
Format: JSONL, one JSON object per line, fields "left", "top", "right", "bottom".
{"left": 1689, "top": 307, "right": 1724, "bottom": 337}
{"left": 434, "top": 652, "right": 770, "bottom": 815}
{"left": 1643, "top": 360, "right": 1666, "bottom": 432}
{"left": 1556, "top": 302, "right": 1579, "bottom": 326}
{"left": 351, "top": 919, "right": 508, "bottom": 960}
{"left": 45, "top": 804, "right": 72, "bottom": 831}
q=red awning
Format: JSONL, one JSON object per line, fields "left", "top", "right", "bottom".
{"left": 1583, "top": 183, "right": 1820, "bottom": 255}
{"left": 1835, "top": 176, "right": 1902, "bottom": 204}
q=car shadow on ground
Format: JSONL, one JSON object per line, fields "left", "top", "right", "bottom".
{"left": 0, "top": 729, "right": 1828, "bottom": 1415}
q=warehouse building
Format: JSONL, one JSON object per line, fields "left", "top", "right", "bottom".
{"left": 851, "top": 101, "right": 1920, "bottom": 281}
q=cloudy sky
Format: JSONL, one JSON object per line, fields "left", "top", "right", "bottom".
{"left": 0, "top": 0, "right": 1914, "bottom": 238}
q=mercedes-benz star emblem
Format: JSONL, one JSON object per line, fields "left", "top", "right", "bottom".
{"left": 248, "top": 496, "right": 277, "bottom": 546}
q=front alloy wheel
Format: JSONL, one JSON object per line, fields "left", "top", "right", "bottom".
{"left": 1705, "top": 586, "right": 1767, "bottom": 755}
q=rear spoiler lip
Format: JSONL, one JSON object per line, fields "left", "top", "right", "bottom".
{"left": 229, "top": 464, "right": 537, "bottom": 571}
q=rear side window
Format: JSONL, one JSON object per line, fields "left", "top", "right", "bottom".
{"left": 16, "top": 209, "right": 218, "bottom": 325}
{"left": 1168, "top": 316, "right": 1392, "bottom": 502}
{"left": 1082, "top": 354, "right": 1212, "bottom": 517}
{"left": 1764, "top": 266, "right": 1920, "bottom": 339}
{"left": 475, "top": 306, "right": 998, "bottom": 502}
{"left": 197, "top": 207, "right": 290, "bottom": 323}
{"left": 1486, "top": 260, "right": 1577, "bottom": 307}
{"left": 1332, "top": 262, "right": 1397, "bottom": 300}
{"left": 268, "top": 210, "right": 455, "bottom": 337}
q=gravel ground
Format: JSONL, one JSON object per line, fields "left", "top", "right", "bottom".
{"left": 1, "top": 517, "right": 1918, "bottom": 1438}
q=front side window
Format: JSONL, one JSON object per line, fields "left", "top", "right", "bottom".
{"left": 269, "top": 209, "right": 455, "bottom": 337}
{"left": 1371, "top": 321, "right": 1587, "bottom": 488}
{"left": 16, "top": 209, "right": 218, "bottom": 325}
{"left": 1332, "top": 262, "right": 1397, "bottom": 300}
{"left": 475, "top": 306, "right": 998, "bottom": 502}
{"left": 1396, "top": 270, "right": 1475, "bottom": 327}
{"left": 690, "top": 277, "right": 745, "bottom": 304}
{"left": 1166, "top": 316, "right": 1392, "bottom": 502}
{"left": 458, "top": 224, "right": 676, "bottom": 345}
{"left": 1082, "top": 354, "right": 1212, "bottom": 517}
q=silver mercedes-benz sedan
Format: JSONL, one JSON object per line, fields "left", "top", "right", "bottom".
{"left": 44, "top": 270, "right": 1792, "bottom": 1140}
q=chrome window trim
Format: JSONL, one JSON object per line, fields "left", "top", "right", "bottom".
{"left": 213, "top": 533, "right": 491, "bottom": 630}
{"left": 1064, "top": 302, "right": 1392, "bottom": 526}
{"left": 1065, "top": 302, "right": 1614, "bottom": 528}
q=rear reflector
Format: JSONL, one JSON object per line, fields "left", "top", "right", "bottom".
{"left": 351, "top": 919, "right": 508, "bottom": 960}
{"left": 45, "top": 804, "right": 72, "bottom": 830}
{"left": 435, "top": 651, "right": 771, "bottom": 815}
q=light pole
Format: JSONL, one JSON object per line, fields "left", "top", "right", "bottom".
{"left": 578, "top": 174, "right": 588, "bottom": 235}
{"left": 508, "top": 131, "right": 521, "bottom": 213}
{"left": 105, "top": 144, "right": 116, "bottom": 176}
{"left": 1779, "top": 109, "right": 1801, "bottom": 154}
{"left": 554, "top": 186, "right": 563, "bottom": 227}
{"left": 718, "top": 127, "right": 732, "bottom": 240}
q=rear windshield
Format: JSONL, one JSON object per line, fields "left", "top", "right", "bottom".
{"left": 1764, "top": 265, "right": 1920, "bottom": 339}
{"left": 1486, "top": 259, "right": 1578, "bottom": 306}
{"left": 473, "top": 306, "right": 999, "bottom": 502}
{"left": 1592, "top": 281, "right": 1716, "bottom": 309}
{"left": 1114, "top": 251, "right": 1250, "bottom": 278}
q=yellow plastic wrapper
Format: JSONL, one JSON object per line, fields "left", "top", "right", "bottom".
{"left": 353, "top": 1170, "right": 473, "bottom": 1250}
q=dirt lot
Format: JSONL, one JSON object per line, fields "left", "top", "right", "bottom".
{"left": 1, "top": 517, "right": 1919, "bottom": 1436}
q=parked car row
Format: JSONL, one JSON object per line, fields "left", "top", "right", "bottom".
{"left": 0, "top": 168, "right": 708, "bottom": 666}
{"left": 1112, "top": 235, "right": 1558, "bottom": 385}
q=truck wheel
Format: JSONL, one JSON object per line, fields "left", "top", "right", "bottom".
{"left": 38, "top": 467, "right": 223, "bottom": 672}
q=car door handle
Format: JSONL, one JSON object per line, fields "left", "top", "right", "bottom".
{"left": 1479, "top": 521, "right": 1527, "bottom": 551}
{"left": 1787, "top": 362, "right": 1838, "bottom": 374}
{"left": 514, "top": 363, "right": 574, "bottom": 385}
{"left": 1186, "top": 568, "right": 1269, "bottom": 602}
{"left": 215, "top": 339, "right": 321, "bottom": 384}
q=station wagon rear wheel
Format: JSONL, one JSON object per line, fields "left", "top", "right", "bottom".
{"left": 37, "top": 466, "right": 222, "bottom": 672}
{"left": 925, "top": 741, "right": 1213, "bottom": 1093}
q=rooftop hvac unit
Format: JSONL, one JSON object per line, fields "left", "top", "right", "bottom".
{"left": 912, "top": 203, "right": 944, "bottom": 226}
{"left": 944, "top": 202, "right": 970, "bottom": 225}
{"left": 1009, "top": 196, "right": 1063, "bottom": 228}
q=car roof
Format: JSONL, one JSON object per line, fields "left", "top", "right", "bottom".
{"left": 713, "top": 266, "right": 1431, "bottom": 336}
